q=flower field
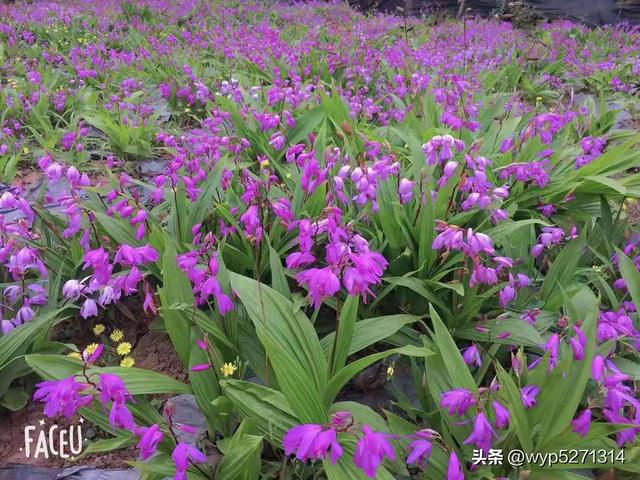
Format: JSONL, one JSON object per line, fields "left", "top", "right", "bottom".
{"left": 0, "top": 0, "right": 640, "bottom": 478}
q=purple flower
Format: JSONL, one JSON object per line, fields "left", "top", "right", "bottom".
{"left": 114, "top": 244, "right": 158, "bottom": 266}
{"left": 498, "top": 284, "right": 516, "bottom": 307}
{"left": 190, "top": 364, "right": 211, "bottom": 372}
{"left": 569, "top": 325, "right": 586, "bottom": 360}
{"left": 109, "top": 402, "right": 135, "bottom": 430}
{"left": 466, "top": 229, "right": 494, "bottom": 256}
{"left": 80, "top": 298, "right": 98, "bottom": 319}
{"left": 83, "top": 343, "right": 104, "bottom": 363}
{"left": 171, "top": 442, "right": 207, "bottom": 480}
{"left": 406, "top": 430, "right": 435, "bottom": 467}
{"left": 441, "top": 388, "right": 476, "bottom": 416}
{"left": 296, "top": 267, "right": 340, "bottom": 309}
{"left": 269, "top": 131, "right": 286, "bottom": 150}
{"left": 33, "top": 377, "right": 92, "bottom": 418}
{"left": 520, "top": 385, "right": 539, "bottom": 408}
{"left": 240, "top": 205, "right": 263, "bottom": 242}
{"left": 499, "top": 138, "right": 514, "bottom": 153}
{"left": 353, "top": 425, "right": 395, "bottom": 479}
{"left": 97, "top": 373, "right": 133, "bottom": 406}
{"left": 446, "top": 451, "right": 464, "bottom": 480}
{"left": 544, "top": 333, "right": 560, "bottom": 371}
{"left": 592, "top": 355, "right": 605, "bottom": 382}
{"left": 571, "top": 409, "right": 592, "bottom": 437}
{"left": 462, "top": 345, "right": 482, "bottom": 367}
{"left": 493, "top": 401, "right": 510, "bottom": 429}
{"left": 135, "top": 424, "right": 163, "bottom": 460}
{"left": 538, "top": 204, "right": 556, "bottom": 217}
{"left": 398, "top": 178, "right": 415, "bottom": 204}
{"left": 463, "top": 411, "right": 494, "bottom": 452}
{"left": 283, "top": 424, "right": 343, "bottom": 464}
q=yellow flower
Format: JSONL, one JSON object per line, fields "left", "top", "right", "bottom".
{"left": 120, "top": 356, "right": 135, "bottom": 368}
{"left": 93, "top": 324, "right": 105, "bottom": 336}
{"left": 117, "top": 342, "right": 132, "bottom": 356}
{"left": 220, "top": 362, "right": 237, "bottom": 378}
{"left": 260, "top": 159, "right": 270, "bottom": 168}
{"left": 84, "top": 343, "right": 99, "bottom": 356}
{"left": 67, "top": 352, "right": 82, "bottom": 359}
{"left": 386, "top": 365, "right": 395, "bottom": 377}
{"left": 110, "top": 329, "right": 124, "bottom": 342}
{"left": 22, "top": 147, "right": 29, "bottom": 155}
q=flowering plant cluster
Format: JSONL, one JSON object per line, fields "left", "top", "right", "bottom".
{"left": 0, "top": 0, "right": 639, "bottom": 479}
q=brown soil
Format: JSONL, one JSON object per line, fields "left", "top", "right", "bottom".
{"left": 0, "top": 325, "right": 186, "bottom": 468}
{"left": 0, "top": 400, "right": 136, "bottom": 467}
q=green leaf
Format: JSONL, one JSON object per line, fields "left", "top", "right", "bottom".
{"left": 455, "top": 315, "right": 545, "bottom": 347}
{"left": 429, "top": 305, "right": 477, "bottom": 392}
{"left": 186, "top": 157, "right": 227, "bottom": 230}
{"left": 25, "top": 355, "right": 190, "bottom": 394}
{"left": 486, "top": 219, "right": 551, "bottom": 246}
{"left": 81, "top": 435, "right": 136, "bottom": 456}
{"left": 93, "top": 211, "right": 140, "bottom": 247}
{"left": 328, "top": 295, "right": 359, "bottom": 376}
{"left": 0, "top": 387, "right": 29, "bottom": 411}
{"left": 320, "top": 314, "right": 418, "bottom": 357}
{"left": 496, "top": 363, "right": 533, "bottom": 452}
{"left": 417, "top": 198, "right": 436, "bottom": 274}
{"left": 267, "top": 239, "right": 290, "bottom": 298}
{"left": 0, "top": 308, "right": 64, "bottom": 368}
{"left": 541, "top": 230, "right": 586, "bottom": 311}
{"left": 287, "top": 107, "right": 324, "bottom": 145}
{"left": 615, "top": 247, "right": 640, "bottom": 311}
{"left": 159, "top": 242, "right": 193, "bottom": 365}
{"left": 216, "top": 425, "right": 263, "bottom": 480}
{"left": 537, "top": 288, "right": 598, "bottom": 447}
{"left": 229, "top": 272, "right": 327, "bottom": 423}
{"left": 323, "top": 345, "right": 432, "bottom": 405}
{"left": 220, "top": 380, "right": 297, "bottom": 444}
{"left": 188, "top": 327, "right": 222, "bottom": 434}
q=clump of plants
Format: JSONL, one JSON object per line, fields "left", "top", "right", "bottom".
{"left": 0, "top": 0, "right": 639, "bottom": 479}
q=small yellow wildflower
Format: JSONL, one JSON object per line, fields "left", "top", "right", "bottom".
{"left": 22, "top": 147, "right": 29, "bottom": 155}
{"left": 260, "top": 159, "right": 270, "bottom": 168}
{"left": 110, "top": 329, "right": 124, "bottom": 342}
{"left": 220, "top": 362, "right": 237, "bottom": 378}
{"left": 120, "top": 356, "right": 135, "bottom": 368}
{"left": 116, "top": 342, "right": 132, "bottom": 356}
{"left": 67, "top": 351, "right": 82, "bottom": 360}
{"left": 386, "top": 364, "right": 395, "bottom": 377}
{"left": 93, "top": 323, "right": 105, "bottom": 336}
{"left": 84, "top": 343, "right": 99, "bottom": 356}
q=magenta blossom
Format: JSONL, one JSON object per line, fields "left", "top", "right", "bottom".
{"left": 97, "top": 373, "right": 133, "bottom": 406}
{"left": 296, "top": 267, "right": 340, "bottom": 309}
{"left": 463, "top": 411, "right": 495, "bottom": 452}
{"left": 493, "top": 401, "right": 510, "bottom": 429}
{"left": 406, "top": 430, "right": 436, "bottom": 467}
{"left": 571, "top": 409, "right": 592, "bottom": 437}
{"left": 353, "top": 425, "right": 395, "bottom": 478}
{"left": 462, "top": 345, "right": 482, "bottom": 367}
{"left": 446, "top": 451, "right": 464, "bottom": 480}
{"left": 33, "top": 376, "right": 92, "bottom": 418}
{"left": 520, "top": 385, "right": 540, "bottom": 408}
{"left": 283, "top": 424, "right": 343, "bottom": 464}
{"left": 441, "top": 388, "right": 476, "bottom": 416}
{"left": 109, "top": 402, "right": 135, "bottom": 430}
{"left": 135, "top": 424, "right": 164, "bottom": 460}
{"left": 171, "top": 442, "right": 207, "bottom": 480}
